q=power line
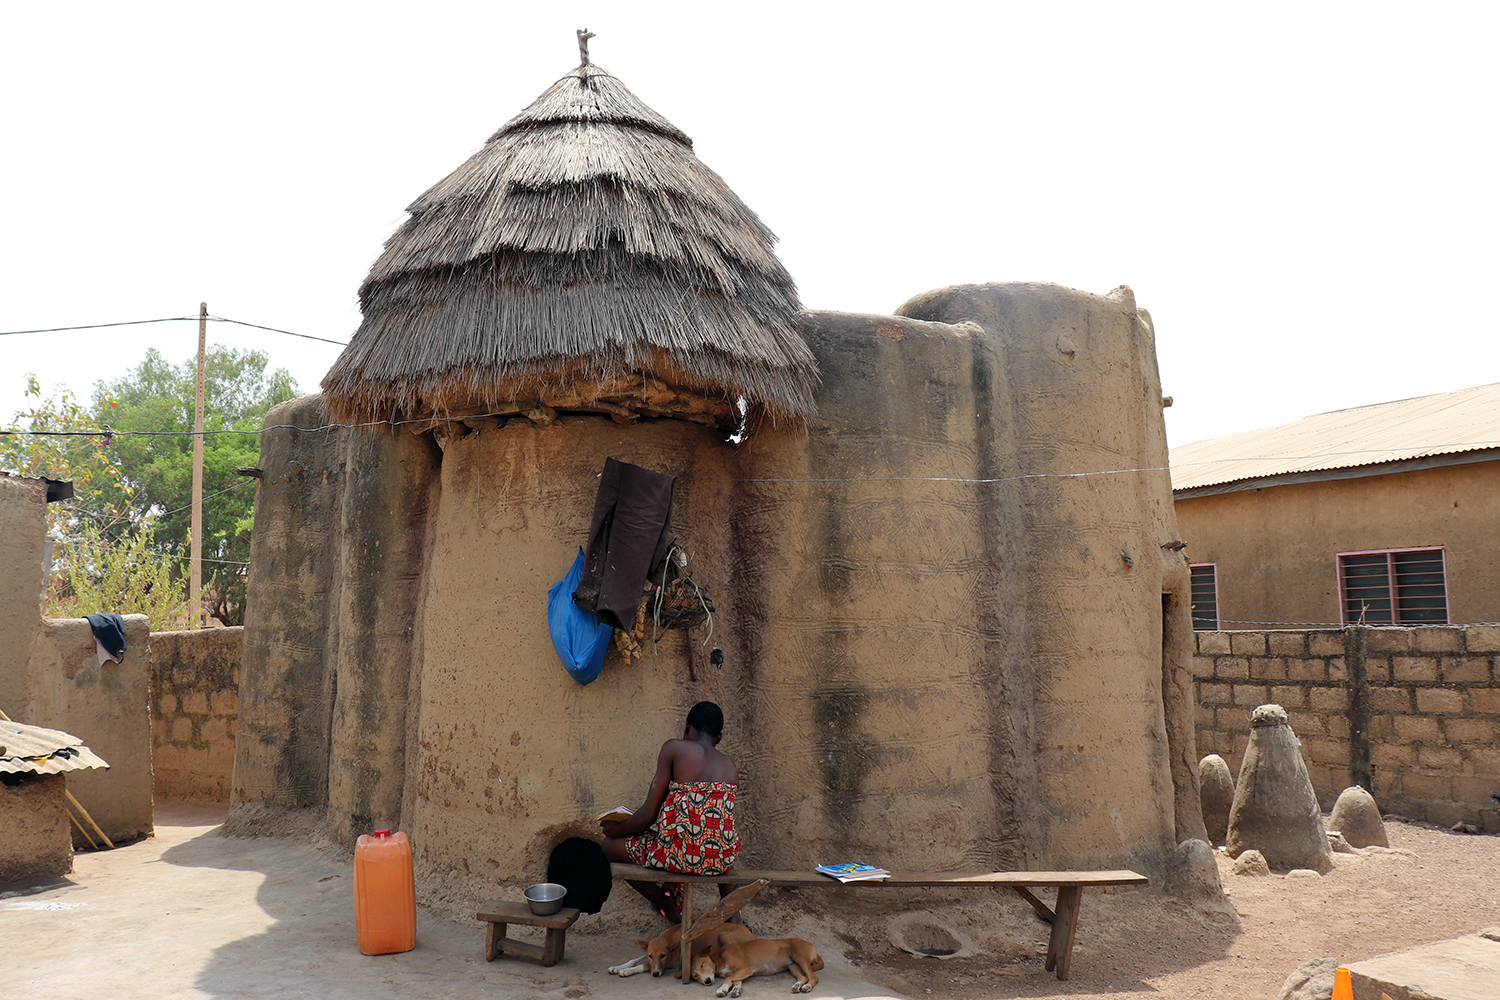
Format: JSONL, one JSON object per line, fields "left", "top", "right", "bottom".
{"left": 208, "top": 315, "right": 347, "bottom": 346}
{"left": 0, "top": 314, "right": 348, "bottom": 346}
{"left": 0, "top": 317, "right": 199, "bottom": 336}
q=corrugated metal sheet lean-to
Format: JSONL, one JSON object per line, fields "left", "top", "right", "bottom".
{"left": 0, "top": 720, "right": 110, "bottom": 774}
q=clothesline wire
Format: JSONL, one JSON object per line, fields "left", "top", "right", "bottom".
{"left": 0, "top": 314, "right": 348, "bottom": 346}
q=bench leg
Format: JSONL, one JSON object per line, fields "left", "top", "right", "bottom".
{"left": 541, "top": 927, "right": 567, "bottom": 967}
{"left": 679, "top": 882, "right": 696, "bottom": 986}
{"left": 1044, "top": 885, "right": 1082, "bottom": 980}
{"left": 485, "top": 920, "right": 506, "bottom": 962}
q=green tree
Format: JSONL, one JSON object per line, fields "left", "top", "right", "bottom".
{"left": 91, "top": 346, "right": 298, "bottom": 624}
{"left": 0, "top": 374, "right": 136, "bottom": 534}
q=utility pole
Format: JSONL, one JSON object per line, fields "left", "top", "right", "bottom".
{"left": 191, "top": 302, "right": 206, "bottom": 627}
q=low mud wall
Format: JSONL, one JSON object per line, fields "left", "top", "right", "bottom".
{"left": 1194, "top": 625, "right": 1500, "bottom": 830}
{"left": 150, "top": 627, "right": 243, "bottom": 804}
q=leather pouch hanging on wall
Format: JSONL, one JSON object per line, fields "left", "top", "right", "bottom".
{"left": 573, "top": 458, "right": 675, "bottom": 631}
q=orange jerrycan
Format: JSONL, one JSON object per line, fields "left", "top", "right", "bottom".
{"left": 354, "top": 828, "right": 416, "bottom": 955}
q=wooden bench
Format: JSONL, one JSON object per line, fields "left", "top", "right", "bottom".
{"left": 611, "top": 862, "right": 1147, "bottom": 982}
{"left": 476, "top": 900, "right": 581, "bottom": 967}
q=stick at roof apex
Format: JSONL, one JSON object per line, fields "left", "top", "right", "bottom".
{"left": 578, "top": 28, "right": 595, "bottom": 66}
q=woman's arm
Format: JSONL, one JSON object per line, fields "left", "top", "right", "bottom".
{"left": 601, "top": 740, "right": 678, "bottom": 838}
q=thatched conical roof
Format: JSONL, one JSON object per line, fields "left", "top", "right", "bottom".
{"left": 322, "top": 61, "right": 817, "bottom": 429}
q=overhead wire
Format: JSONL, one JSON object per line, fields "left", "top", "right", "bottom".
{"left": 0, "top": 314, "right": 348, "bottom": 345}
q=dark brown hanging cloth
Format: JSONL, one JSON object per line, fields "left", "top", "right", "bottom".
{"left": 573, "top": 458, "right": 676, "bottom": 631}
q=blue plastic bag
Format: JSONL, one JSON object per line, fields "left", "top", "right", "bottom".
{"left": 548, "top": 548, "right": 615, "bottom": 685}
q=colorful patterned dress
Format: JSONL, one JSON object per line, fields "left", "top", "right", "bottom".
{"left": 623, "top": 780, "right": 739, "bottom": 875}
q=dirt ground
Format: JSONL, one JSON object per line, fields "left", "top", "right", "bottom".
{"left": 4, "top": 806, "right": 1497, "bottom": 1000}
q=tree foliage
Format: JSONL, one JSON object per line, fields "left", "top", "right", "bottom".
{"left": 90, "top": 346, "right": 298, "bottom": 623}
{"left": 3, "top": 346, "right": 298, "bottom": 626}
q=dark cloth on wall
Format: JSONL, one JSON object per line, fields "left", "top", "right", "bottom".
{"left": 573, "top": 458, "right": 675, "bottom": 631}
{"left": 85, "top": 613, "right": 127, "bottom": 663}
{"left": 546, "top": 837, "right": 613, "bottom": 914}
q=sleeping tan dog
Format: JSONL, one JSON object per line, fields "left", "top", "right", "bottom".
{"left": 691, "top": 936, "right": 824, "bottom": 996}
{"left": 608, "top": 922, "right": 757, "bottom": 978}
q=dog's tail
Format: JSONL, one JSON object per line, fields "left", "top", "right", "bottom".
{"left": 810, "top": 951, "right": 825, "bottom": 972}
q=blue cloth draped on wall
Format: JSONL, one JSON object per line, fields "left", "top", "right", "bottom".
{"left": 548, "top": 549, "right": 615, "bottom": 684}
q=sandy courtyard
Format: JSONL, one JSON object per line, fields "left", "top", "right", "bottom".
{"left": 3, "top": 805, "right": 1497, "bottom": 1000}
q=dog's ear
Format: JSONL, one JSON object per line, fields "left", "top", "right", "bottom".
{"left": 636, "top": 939, "right": 651, "bottom": 951}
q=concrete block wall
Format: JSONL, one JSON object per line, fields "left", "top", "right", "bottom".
{"left": 1194, "top": 625, "right": 1500, "bottom": 831}
{"left": 149, "top": 627, "right": 243, "bottom": 804}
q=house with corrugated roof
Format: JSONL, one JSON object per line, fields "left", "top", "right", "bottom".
{"left": 1169, "top": 382, "right": 1500, "bottom": 629}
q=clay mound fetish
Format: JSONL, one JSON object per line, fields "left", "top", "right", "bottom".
{"left": 1327, "top": 785, "right": 1389, "bottom": 848}
{"left": 1198, "top": 753, "right": 1235, "bottom": 845}
{"left": 1225, "top": 704, "right": 1334, "bottom": 872}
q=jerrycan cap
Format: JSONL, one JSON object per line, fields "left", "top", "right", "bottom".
{"left": 373, "top": 828, "right": 392, "bottom": 837}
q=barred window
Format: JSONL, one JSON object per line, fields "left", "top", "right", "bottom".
{"left": 1189, "top": 563, "right": 1219, "bottom": 631}
{"left": 1337, "top": 547, "right": 1448, "bottom": 625}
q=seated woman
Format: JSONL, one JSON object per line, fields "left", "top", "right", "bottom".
{"left": 601, "top": 701, "right": 739, "bottom": 921}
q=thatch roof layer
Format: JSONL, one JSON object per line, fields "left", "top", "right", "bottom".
{"left": 324, "top": 63, "right": 816, "bottom": 427}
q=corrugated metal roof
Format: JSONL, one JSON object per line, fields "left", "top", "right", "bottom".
{"left": 1170, "top": 382, "right": 1500, "bottom": 493}
{"left": 0, "top": 720, "right": 109, "bottom": 774}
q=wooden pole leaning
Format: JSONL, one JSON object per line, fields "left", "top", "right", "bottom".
{"left": 678, "top": 879, "right": 768, "bottom": 986}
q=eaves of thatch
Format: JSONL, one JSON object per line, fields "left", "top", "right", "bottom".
{"left": 322, "top": 61, "right": 818, "bottom": 431}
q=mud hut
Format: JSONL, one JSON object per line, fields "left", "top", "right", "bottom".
{"left": 235, "top": 46, "right": 1202, "bottom": 891}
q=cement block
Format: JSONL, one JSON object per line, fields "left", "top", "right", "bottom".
{"left": 1309, "top": 687, "right": 1349, "bottom": 711}
{"left": 1470, "top": 687, "right": 1500, "bottom": 715}
{"left": 1370, "top": 687, "right": 1412, "bottom": 713}
{"left": 1309, "top": 631, "right": 1346, "bottom": 656}
{"left": 1392, "top": 656, "right": 1439, "bottom": 683}
{"left": 1327, "top": 657, "right": 1347, "bottom": 681}
{"left": 1229, "top": 631, "right": 1268, "bottom": 655}
{"left": 1199, "top": 682, "right": 1231, "bottom": 705}
{"left": 1370, "top": 742, "right": 1413, "bottom": 768}
{"left": 1440, "top": 656, "right": 1490, "bottom": 683}
{"left": 1466, "top": 624, "right": 1500, "bottom": 652}
{"left": 1397, "top": 772, "right": 1448, "bottom": 799}
{"left": 1444, "top": 717, "right": 1495, "bottom": 745}
{"left": 1416, "top": 687, "right": 1464, "bottom": 715}
{"left": 1365, "top": 627, "right": 1416, "bottom": 652}
{"left": 1232, "top": 684, "right": 1269, "bottom": 706}
{"left": 1215, "top": 657, "right": 1249, "bottom": 679}
{"left": 1417, "top": 745, "right": 1464, "bottom": 771}
{"left": 1393, "top": 715, "right": 1443, "bottom": 743}
{"left": 1271, "top": 684, "right": 1308, "bottom": 707}
{"left": 1268, "top": 632, "right": 1307, "bottom": 656}
{"left": 1414, "top": 626, "right": 1464, "bottom": 653}
{"left": 1197, "top": 632, "right": 1231, "bottom": 655}
{"left": 1251, "top": 657, "right": 1289, "bottom": 680}
{"left": 1287, "top": 658, "right": 1327, "bottom": 682}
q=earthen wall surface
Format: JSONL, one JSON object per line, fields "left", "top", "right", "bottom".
{"left": 0, "top": 773, "right": 71, "bottom": 882}
{"left": 237, "top": 282, "right": 1197, "bottom": 884}
{"left": 150, "top": 627, "right": 243, "bottom": 804}
{"left": 25, "top": 616, "right": 154, "bottom": 845}
{"left": 1194, "top": 625, "right": 1500, "bottom": 831}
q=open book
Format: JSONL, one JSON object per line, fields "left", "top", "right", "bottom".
{"left": 597, "top": 806, "right": 634, "bottom": 824}
{"left": 816, "top": 862, "right": 890, "bottom": 882}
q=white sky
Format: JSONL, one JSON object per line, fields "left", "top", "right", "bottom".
{"left": 3, "top": 2, "right": 1496, "bottom": 449}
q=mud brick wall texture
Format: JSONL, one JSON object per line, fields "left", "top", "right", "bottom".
{"left": 150, "top": 627, "right": 243, "bottom": 804}
{"left": 1194, "top": 625, "right": 1500, "bottom": 832}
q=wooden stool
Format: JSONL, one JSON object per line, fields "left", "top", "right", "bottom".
{"left": 476, "top": 900, "right": 581, "bottom": 967}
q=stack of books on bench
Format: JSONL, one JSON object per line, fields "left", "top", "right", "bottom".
{"left": 816, "top": 862, "right": 890, "bottom": 882}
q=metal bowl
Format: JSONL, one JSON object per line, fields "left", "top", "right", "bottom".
{"left": 524, "top": 882, "right": 567, "bottom": 916}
